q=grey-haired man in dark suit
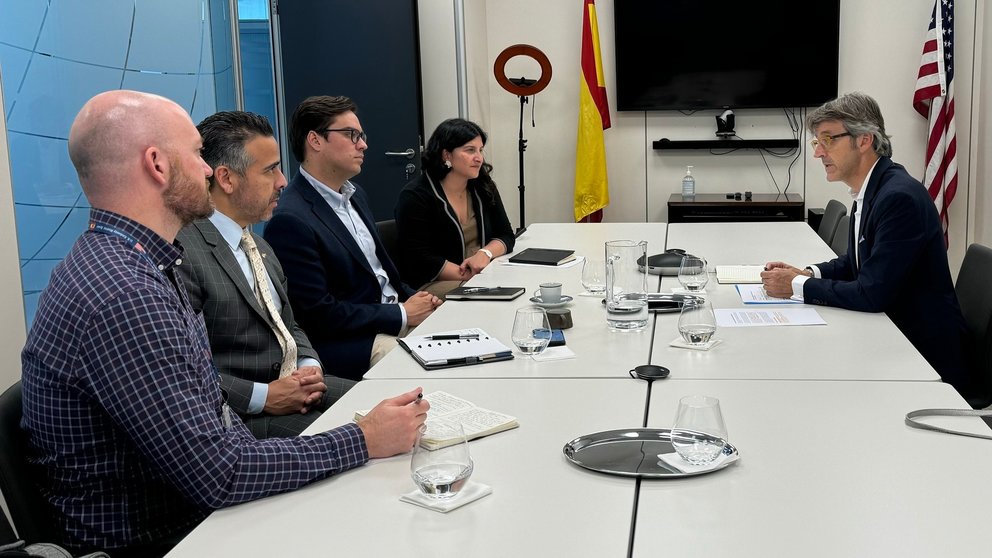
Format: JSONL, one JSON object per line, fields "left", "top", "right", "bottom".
{"left": 176, "top": 111, "right": 355, "bottom": 438}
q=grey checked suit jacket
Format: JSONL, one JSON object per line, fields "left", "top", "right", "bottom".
{"left": 176, "top": 219, "right": 322, "bottom": 417}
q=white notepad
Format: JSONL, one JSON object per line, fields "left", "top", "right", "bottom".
{"left": 398, "top": 328, "right": 514, "bottom": 370}
{"left": 715, "top": 265, "right": 764, "bottom": 284}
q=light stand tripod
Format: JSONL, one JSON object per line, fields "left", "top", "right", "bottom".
{"left": 493, "top": 44, "right": 552, "bottom": 236}
{"left": 509, "top": 77, "right": 536, "bottom": 235}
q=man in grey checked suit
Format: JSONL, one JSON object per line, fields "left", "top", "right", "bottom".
{"left": 177, "top": 111, "right": 355, "bottom": 438}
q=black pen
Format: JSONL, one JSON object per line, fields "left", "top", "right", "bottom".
{"left": 427, "top": 334, "right": 480, "bottom": 340}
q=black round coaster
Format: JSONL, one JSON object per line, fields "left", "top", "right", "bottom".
{"left": 628, "top": 364, "right": 670, "bottom": 381}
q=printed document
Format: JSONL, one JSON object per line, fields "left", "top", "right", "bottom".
{"left": 715, "top": 308, "right": 826, "bottom": 327}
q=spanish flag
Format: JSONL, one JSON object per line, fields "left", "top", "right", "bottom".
{"left": 574, "top": 0, "right": 611, "bottom": 223}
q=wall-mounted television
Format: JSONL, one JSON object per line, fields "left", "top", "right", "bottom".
{"left": 614, "top": 1, "right": 840, "bottom": 111}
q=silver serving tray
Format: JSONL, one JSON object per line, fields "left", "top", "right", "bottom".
{"left": 601, "top": 293, "right": 705, "bottom": 314}
{"left": 563, "top": 428, "right": 739, "bottom": 478}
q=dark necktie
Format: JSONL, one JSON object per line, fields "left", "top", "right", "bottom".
{"left": 850, "top": 200, "right": 859, "bottom": 269}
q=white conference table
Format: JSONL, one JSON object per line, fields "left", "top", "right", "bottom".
{"left": 167, "top": 221, "right": 987, "bottom": 558}
{"left": 166, "top": 378, "right": 645, "bottom": 558}
{"left": 364, "top": 222, "right": 667, "bottom": 380}
{"left": 651, "top": 276, "right": 938, "bottom": 381}
{"left": 666, "top": 221, "right": 836, "bottom": 266}
{"left": 635, "top": 379, "right": 992, "bottom": 557}
{"left": 655, "top": 221, "right": 939, "bottom": 382}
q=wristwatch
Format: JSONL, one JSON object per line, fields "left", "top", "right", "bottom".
{"left": 478, "top": 248, "right": 494, "bottom": 260}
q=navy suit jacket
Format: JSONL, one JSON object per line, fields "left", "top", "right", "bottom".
{"left": 804, "top": 157, "right": 967, "bottom": 390}
{"left": 263, "top": 173, "right": 415, "bottom": 380}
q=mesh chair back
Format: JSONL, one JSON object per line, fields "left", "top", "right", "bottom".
{"left": 818, "top": 199, "right": 848, "bottom": 244}
{"left": 830, "top": 215, "right": 850, "bottom": 256}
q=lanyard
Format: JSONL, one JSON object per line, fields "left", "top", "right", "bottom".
{"left": 89, "top": 221, "right": 160, "bottom": 271}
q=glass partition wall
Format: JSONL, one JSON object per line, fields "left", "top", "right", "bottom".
{"left": 0, "top": 0, "right": 249, "bottom": 324}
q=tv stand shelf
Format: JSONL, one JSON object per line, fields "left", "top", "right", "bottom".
{"left": 653, "top": 138, "right": 799, "bottom": 150}
{"left": 668, "top": 193, "right": 804, "bottom": 223}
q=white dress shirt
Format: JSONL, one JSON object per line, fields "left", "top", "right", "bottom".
{"left": 299, "top": 167, "right": 407, "bottom": 327}
{"left": 792, "top": 158, "right": 878, "bottom": 300}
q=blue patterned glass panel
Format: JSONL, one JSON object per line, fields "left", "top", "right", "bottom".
{"left": 0, "top": 1, "right": 48, "bottom": 50}
{"left": 35, "top": 0, "right": 132, "bottom": 68}
{"left": 0, "top": 0, "right": 236, "bottom": 326}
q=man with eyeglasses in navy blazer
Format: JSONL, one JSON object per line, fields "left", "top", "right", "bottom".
{"left": 264, "top": 96, "right": 442, "bottom": 381}
{"left": 761, "top": 92, "right": 968, "bottom": 397}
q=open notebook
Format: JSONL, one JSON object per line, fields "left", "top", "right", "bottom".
{"left": 715, "top": 265, "right": 764, "bottom": 284}
{"left": 355, "top": 391, "right": 518, "bottom": 450}
{"left": 397, "top": 328, "right": 514, "bottom": 370}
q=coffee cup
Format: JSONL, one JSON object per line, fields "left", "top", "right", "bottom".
{"left": 534, "top": 282, "right": 562, "bottom": 303}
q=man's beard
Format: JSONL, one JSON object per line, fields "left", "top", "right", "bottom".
{"left": 164, "top": 158, "right": 214, "bottom": 225}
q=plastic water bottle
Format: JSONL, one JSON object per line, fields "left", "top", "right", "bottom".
{"left": 681, "top": 165, "right": 695, "bottom": 198}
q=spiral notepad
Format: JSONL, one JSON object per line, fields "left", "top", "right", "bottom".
{"left": 398, "top": 328, "right": 514, "bottom": 370}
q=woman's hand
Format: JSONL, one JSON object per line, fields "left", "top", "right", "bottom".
{"left": 461, "top": 250, "right": 492, "bottom": 276}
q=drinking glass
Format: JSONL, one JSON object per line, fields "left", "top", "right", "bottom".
{"left": 410, "top": 420, "right": 474, "bottom": 499}
{"left": 581, "top": 257, "right": 607, "bottom": 294}
{"left": 677, "top": 255, "right": 709, "bottom": 292}
{"left": 511, "top": 307, "right": 552, "bottom": 354}
{"left": 677, "top": 299, "right": 717, "bottom": 345}
{"left": 671, "top": 395, "right": 728, "bottom": 465}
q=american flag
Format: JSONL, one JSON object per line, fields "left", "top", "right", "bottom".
{"left": 912, "top": 0, "right": 956, "bottom": 246}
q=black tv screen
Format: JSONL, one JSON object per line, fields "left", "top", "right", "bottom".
{"left": 615, "top": 1, "right": 840, "bottom": 111}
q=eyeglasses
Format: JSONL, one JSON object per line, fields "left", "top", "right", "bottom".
{"left": 809, "top": 132, "right": 851, "bottom": 150}
{"left": 317, "top": 127, "right": 367, "bottom": 145}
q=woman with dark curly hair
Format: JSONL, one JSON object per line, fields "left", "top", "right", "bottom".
{"left": 395, "top": 118, "right": 515, "bottom": 296}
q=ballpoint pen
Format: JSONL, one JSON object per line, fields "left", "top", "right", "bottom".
{"left": 427, "top": 334, "right": 480, "bottom": 340}
{"left": 460, "top": 286, "right": 492, "bottom": 293}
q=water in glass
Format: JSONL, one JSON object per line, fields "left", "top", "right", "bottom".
{"left": 678, "top": 299, "right": 717, "bottom": 345}
{"left": 605, "top": 240, "right": 649, "bottom": 330}
{"left": 678, "top": 255, "right": 709, "bottom": 292}
{"left": 511, "top": 307, "right": 552, "bottom": 354}
{"left": 411, "top": 420, "right": 474, "bottom": 499}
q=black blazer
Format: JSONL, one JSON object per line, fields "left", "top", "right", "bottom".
{"left": 263, "top": 173, "right": 415, "bottom": 380}
{"left": 394, "top": 173, "right": 515, "bottom": 287}
{"left": 804, "top": 157, "right": 968, "bottom": 391}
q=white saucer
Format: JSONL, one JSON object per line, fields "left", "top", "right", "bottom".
{"left": 530, "top": 295, "right": 573, "bottom": 308}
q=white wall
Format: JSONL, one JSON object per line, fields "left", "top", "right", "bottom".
{"left": 975, "top": 0, "right": 991, "bottom": 247}
{"left": 0, "top": 65, "right": 27, "bottom": 391}
{"left": 420, "top": 0, "right": 985, "bottom": 273}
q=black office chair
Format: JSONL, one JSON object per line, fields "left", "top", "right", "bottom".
{"left": 829, "top": 215, "right": 850, "bottom": 257}
{"left": 0, "top": 381, "right": 61, "bottom": 546}
{"left": 817, "top": 199, "right": 847, "bottom": 244}
{"left": 375, "top": 219, "right": 400, "bottom": 266}
{"left": 954, "top": 243, "right": 992, "bottom": 410}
